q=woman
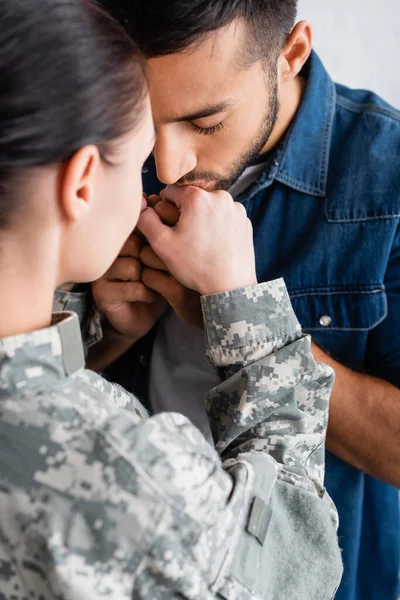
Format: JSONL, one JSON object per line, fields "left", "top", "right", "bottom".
{"left": 0, "top": 0, "right": 341, "bottom": 598}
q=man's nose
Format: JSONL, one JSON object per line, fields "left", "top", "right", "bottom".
{"left": 154, "top": 129, "right": 197, "bottom": 185}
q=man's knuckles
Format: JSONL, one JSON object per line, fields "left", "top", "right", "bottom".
{"left": 105, "top": 257, "right": 142, "bottom": 282}
{"left": 140, "top": 246, "right": 167, "bottom": 271}
{"left": 141, "top": 267, "right": 168, "bottom": 292}
{"left": 98, "top": 280, "right": 157, "bottom": 307}
{"left": 142, "top": 269, "right": 188, "bottom": 303}
{"left": 119, "top": 233, "right": 144, "bottom": 258}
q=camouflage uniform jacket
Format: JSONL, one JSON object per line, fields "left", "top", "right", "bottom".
{"left": 0, "top": 279, "right": 342, "bottom": 599}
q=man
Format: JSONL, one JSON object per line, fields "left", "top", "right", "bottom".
{"left": 57, "top": 1, "right": 400, "bottom": 599}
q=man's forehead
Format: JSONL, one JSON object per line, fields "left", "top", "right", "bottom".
{"left": 147, "top": 20, "right": 249, "bottom": 120}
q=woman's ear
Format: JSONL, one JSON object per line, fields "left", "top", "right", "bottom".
{"left": 60, "top": 145, "right": 101, "bottom": 223}
{"left": 279, "top": 21, "right": 312, "bottom": 84}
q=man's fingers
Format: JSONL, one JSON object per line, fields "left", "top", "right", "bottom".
{"left": 153, "top": 199, "right": 180, "bottom": 226}
{"left": 137, "top": 207, "right": 172, "bottom": 249}
{"left": 119, "top": 232, "right": 144, "bottom": 258}
{"left": 147, "top": 194, "right": 162, "bottom": 208}
{"left": 141, "top": 268, "right": 170, "bottom": 295}
{"left": 146, "top": 193, "right": 180, "bottom": 225}
{"left": 93, "top": 280, "right": 159, "bottom": 308}
{"left": 140, "top": 246, "right": 168, "bottom": 271}
{"left": 159, "top": 185, "right": 196, "bottom": 210}
{"left": 103, "top": 257, "right": 142, "bottom": 282}
{"left": 142, "top": 268, "right": 185, "bottom": 304}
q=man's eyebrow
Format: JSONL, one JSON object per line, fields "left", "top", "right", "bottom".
{"left": 165, "top": 101, "right": 236, "bottom": 124}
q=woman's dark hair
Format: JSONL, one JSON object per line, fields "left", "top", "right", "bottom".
{"left": 0, "top": 0, "right": 147, "bottom": 227}
{"left": 99, "top": 0, "right": 298, "bottom": 63}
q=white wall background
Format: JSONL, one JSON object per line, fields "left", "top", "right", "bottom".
{"left": 297, "top": 0, "right": 400, "bottom": 108}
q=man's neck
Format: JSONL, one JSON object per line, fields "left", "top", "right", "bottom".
{"left": 262, "top": 75, "right": 306, "bottom": 154}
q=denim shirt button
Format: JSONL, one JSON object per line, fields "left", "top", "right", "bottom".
{"left": 319, "top": 315, "right": 332, "bottom": 327}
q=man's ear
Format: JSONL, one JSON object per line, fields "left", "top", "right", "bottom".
{"left": 279, "top": 21, "right": 312, "bottom": 84}
{"left": 60, "top": 145, "right": 100, "bottom": 223}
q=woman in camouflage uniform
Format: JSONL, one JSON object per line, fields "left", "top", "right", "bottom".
{"left": 0, "top": 0, "right": 342, "bottom": 598}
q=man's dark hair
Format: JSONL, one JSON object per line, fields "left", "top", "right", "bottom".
{"left": 99, "top": 0, "right": 298, "bottom": 63}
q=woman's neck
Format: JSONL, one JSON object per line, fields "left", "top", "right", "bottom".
{"left": 0, "top": 236, "right": 57, "bottom": 338}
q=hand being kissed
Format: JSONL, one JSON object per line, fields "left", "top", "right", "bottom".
{"left": 140, "top": 193, "right": 204, "bottom": 329}
{"left": 93, "top": 186, "right": 256, "bottom": 340}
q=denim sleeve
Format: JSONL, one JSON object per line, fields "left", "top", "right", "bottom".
{"left": 366, "top": 222, "right": 400, "bottom": 387}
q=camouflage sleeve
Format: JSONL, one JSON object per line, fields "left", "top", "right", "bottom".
{"left": 191, "top": 279, "right": 342, "bottom": 599}
{"left": 201, "top": 278, "right": 334, "bottom": 495}
{"left": 125, "top": 416, "right": 342, "bottom": 600}
{"left": 53, "top": 287, "right": 102, "bottom": 349}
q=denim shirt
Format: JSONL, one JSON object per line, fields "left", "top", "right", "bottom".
{"left": 105, "top": 51, "right": 400, "bottom": 600}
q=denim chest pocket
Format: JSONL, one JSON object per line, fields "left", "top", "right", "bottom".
{"left": 289, "top": 286, "right": 387, "bottom": 332}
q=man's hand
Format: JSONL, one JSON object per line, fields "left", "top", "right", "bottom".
{"left": 140, "top": 245, "right": 204, "bottom": 328}
{"left": 92, "top": 232, "right": 166, "bottom": 341}
{"left": 146, "top": 193, "right": 180, "bottom": 226}
{"left": 140, "top": 194, "right": 204, "bottom": 328}
{"left": 138, "top": 186, "right": 257, "bottom": 296}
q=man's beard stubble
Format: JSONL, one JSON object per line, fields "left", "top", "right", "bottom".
{"left": 177, "top": 77, "right": 280, "bottom": 192}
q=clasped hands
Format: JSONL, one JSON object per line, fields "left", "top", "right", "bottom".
{"left": 92, "top": 186, "right": 257, "bottom": 342}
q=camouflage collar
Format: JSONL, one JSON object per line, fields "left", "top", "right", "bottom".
{"left": 0, "top": 312, "right": 85, "bottom": 395}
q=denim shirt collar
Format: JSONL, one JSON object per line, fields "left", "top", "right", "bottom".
{"left": 238, "top": 51, "right": 336, "bottom": 203}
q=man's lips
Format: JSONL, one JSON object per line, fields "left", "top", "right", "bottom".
{"left": 177, "top": 181, "right": 214, "bottom": 190}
